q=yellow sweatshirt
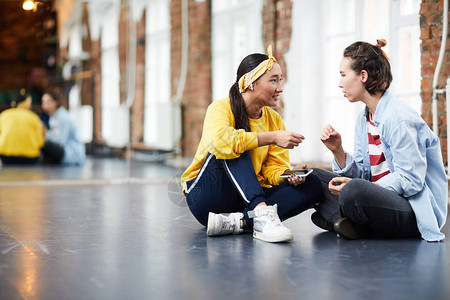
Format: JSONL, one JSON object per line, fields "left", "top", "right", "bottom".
{"left": 181, "top": 98, "right": 290, "bottom": 193}
{"left": 0, "top": 108, "right": 44, "bottom": 158}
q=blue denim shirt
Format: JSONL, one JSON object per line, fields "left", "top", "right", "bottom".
{"left": 47, "top": 107, "right": 86, "bottom": 165}
{"left": 332, "top": 90, "right": 448, "bottom": 241}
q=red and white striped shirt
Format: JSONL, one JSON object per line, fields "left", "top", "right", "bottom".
{"left": 368, "top": 114, "right": 390, "bottom": 182}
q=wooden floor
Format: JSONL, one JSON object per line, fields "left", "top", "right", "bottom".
{"left": 0, "top": 157, "right": 449, "bottom": 300}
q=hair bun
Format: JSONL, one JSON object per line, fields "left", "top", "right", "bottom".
{"left": 376, "top": 39, "right": 387, "bottom": 48}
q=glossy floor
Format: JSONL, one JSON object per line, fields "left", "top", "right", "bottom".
{"left": 0, "top": 158, "right": 449, "bottom": 300}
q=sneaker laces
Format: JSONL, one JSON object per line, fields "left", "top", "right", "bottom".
{"left": 221, "top": 218, "right": 235, "bottom": 231}
{"left": 248, "top": 206, "right": 282, "bottom": 225}
{"left": 263, "top": 210, "right": 282, "bottom": 225}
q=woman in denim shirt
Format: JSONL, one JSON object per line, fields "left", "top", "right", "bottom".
{"left": 40, "top": 91, "right": 86, "bottom": 165}
{"left": 311, "top": 39, "right": 448, "bottom": 242}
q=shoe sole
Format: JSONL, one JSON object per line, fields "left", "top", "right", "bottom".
{"left": 253, "top": 231, "right": 293, "bottom": 243}
{"left": 334, "top": 218, "right": 368, "bottom": 240}
{"left": 206, "top": 212, "right": 217, "bottom": 236}
{"left": 311, "top": 212, "right": 335, "bottom": 232}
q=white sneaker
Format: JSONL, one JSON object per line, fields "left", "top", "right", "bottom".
{"left": 250, "top": 204, "right": 293, "bottom": 243}
{"left": 207, "top": 212, "right": 244, "bottom": 236}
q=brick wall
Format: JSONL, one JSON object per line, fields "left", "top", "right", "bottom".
{"left": 119, "top": 6, "right": 129, "bottom": 106}
{"left": 262, "top": 0, "right": 292, "bottom": 116}
{"left": 420, "top": 0, "right": 450, "bottom": 164}
{"left": 59, "top": 0, "right": 450, "bottom": 164}
{"left": 57, "top": 0, "right": 292, "bottom": 157}
{"left": 172, "top": 0, "right": 212, "bottom": 157}
{"left": 81, "top": 3, "right": 92, "bottom": 107}
{"left": 118, "top": 5, "right": 145, "bottom": 145}
{"left": 131, "top": 12, "right": 146, "bottom": 145}
{"left": 262, "top": 0, "right": 292, "bottom": 80}
{"left": 91, "top": 38, "right": 103, "bottom": 144}
{"left": 175, "top": 0, "right": 293, "bottom": 157}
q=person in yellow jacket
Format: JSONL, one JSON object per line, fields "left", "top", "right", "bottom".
{"left": 0, "top": 91, "right": 44, "bottom": 164}
{"left": 181, "top": 45, "right": 322, "bottom": 243}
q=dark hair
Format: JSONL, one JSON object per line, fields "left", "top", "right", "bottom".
{"left": 12, "top": 89, "right": 30, "bottom": 108}
{"left": 229, "top": 53, "right": 268, "bottom": 131}
{"left": 43, "top": 90, "right": 62, "bottom": 107}
{"left": 343, "top": 39, "right": 392, "bottom": 95}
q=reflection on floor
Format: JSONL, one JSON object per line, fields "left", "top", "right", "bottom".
{"left": 0, "top": 157, "right": 449, "bottom": 299}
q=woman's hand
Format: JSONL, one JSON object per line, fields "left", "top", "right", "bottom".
{"left": 286, "top": 164, "right": 308, "bottom": 186}
{"left": 320, "top": 124, "right": 342, "bottom": 152}
{"left": 257, "top": 131, "right": 304, "bottom": 149}
{"left": 292, "top": 163, "right": 308, "bottom": 170}
{"left": 328, "top": 177, "right": 352, "bottom": 195}
{"left": 273, "top": 131, "right": 305, "bottom": 149}
{"left": 287, "top": 173, "right": 306, "bottom": 186}
{"left": 321, "top": 124, "right": 346, "bottom": 168}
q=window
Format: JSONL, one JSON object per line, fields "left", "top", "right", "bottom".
{"left": 389, "top": 0, "right": 422, "bottom": 112}
{"left": 212, "top": 0, "right": 264, "bottom": 100}
{"left": 100, "top": 2, "right": 121, "bottom": 145}
{"left": 143, "top": 0, "right": 172, "bottom": 149}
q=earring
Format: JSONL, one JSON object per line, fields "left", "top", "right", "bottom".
{"left": 250, "top": 83, "right": 254, "bottom": 90}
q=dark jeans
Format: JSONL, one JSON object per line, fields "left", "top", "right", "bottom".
{"left": 41, "top": 140, "right": 65, "bottom": 164}
{"left": 185, "top": 151, "right": 322, "bottom": 227}
{"left": 0, "top": 155, "right": 39, "bottom": 165}
{"left": 312, "top": 168, "right": 420, "bottom": 238}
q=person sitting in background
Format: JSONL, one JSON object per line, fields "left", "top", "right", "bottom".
{"left": 40, "top": 91, "right": 86, "bottom": 165}
{"left": 0, "top": 90, "right": 44, "bottom": 165}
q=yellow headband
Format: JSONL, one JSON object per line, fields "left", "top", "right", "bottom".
{"left": 238, "top": 44, "right": 278, "bottom": 93}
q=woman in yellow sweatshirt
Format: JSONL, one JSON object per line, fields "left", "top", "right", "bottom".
{"left": 181, "top": 45, "right": 322, "bottom": 243}
{"left": 0, "top": 91, "right": 44, "bottom": 164}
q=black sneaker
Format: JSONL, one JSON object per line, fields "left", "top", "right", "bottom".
{"left": 311, "top": 212, "right": 335, "bottom": 232}
{"left": 333, "top": 218, "right": 370, "bottom": 239}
